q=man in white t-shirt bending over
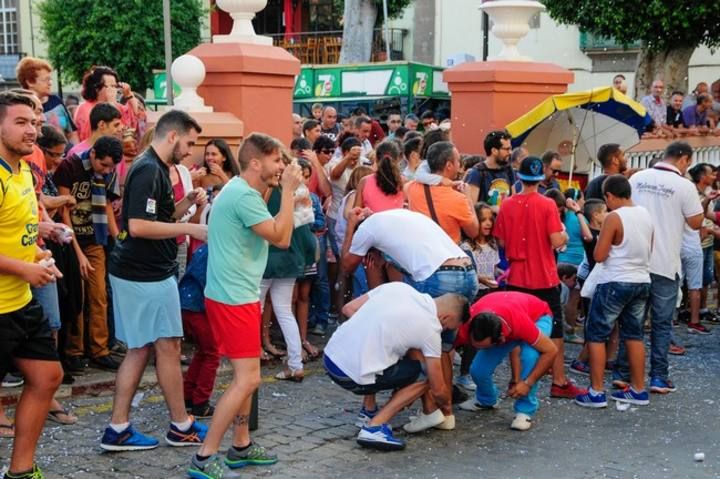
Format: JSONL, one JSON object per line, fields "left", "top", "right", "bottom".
{"left": 624, "top": 141, "right": 706, "bottom": 394}
{"left": 323, "top": 282, "right": 469, "bottom": 451}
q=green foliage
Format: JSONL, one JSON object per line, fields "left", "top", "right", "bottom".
{"left": 542, "top": 0, "right": 720, "bottom": 52}
{"left": 38, "top": 0, "right": 204, "bottom": 92}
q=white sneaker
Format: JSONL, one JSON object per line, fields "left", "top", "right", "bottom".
{"left": 433, "top": 414, "right": 455, "bottom": 430}
{"left": 459, "top": 398, "right": 499, "bottom": 412}
{"left": 510, "top": 413, "right": 532, "bottom": 431}
{"left": 402, "top": 409, "right": 445, "bottom": 433}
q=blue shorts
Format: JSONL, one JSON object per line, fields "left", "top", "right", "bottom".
{"left": 405, "top": 266, "right": 479, "bottom": 351}
{"left": 109, "top": 274, "right": 183, "bottom": 349}
{"left": 586, "top": 282, "right": 650, "bottom": 343}
{"left": 323, "top": 354, "right": 421, "bottom": 395}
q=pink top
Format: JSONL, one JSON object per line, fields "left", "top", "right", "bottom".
{"left": 74, "top": 100, "right": 136, "bottom": 142}
{"left": 361, "top": 174, "right": 404, "bottom": 212}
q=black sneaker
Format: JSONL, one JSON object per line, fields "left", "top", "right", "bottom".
{"left": 452, "top": 384, "right": 469, "bottom": 404}
{"left": 1, "top": 373, "right": 24, "bottom": 388}
{"left": 191, "top": 402, "right": 215, "bottom": 419}
{"left": 63, "top": 356, "right": 88, "bottom": 374}
{"left": 91, "top": 355, "right": 121, "bottom": 371}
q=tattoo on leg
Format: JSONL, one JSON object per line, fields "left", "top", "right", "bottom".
{"left": 233, "top": 414, "right": 250, "bottom": 426}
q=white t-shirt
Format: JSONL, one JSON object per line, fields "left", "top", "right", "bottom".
{"left": 349, "top": 209, "right": 467, "bottom": 281}
{"left": 325, "top": 158, "right": 353, "bottom": 220}
{"left": 324, "top": 282, "right": 442, "bottom": 385}
{"left": 629, "top": 163, "right": 703, "bottom": 280}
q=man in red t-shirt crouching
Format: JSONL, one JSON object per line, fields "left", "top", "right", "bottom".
{"left": 456, "top": 292, "right": 557, "bottom": 431}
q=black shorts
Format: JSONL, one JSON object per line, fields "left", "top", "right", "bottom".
{"left": 506, "top": 285, "right": 564, "bottom": 339}
{"left": 0, "top": 299, "right": 59, "bottom": 377}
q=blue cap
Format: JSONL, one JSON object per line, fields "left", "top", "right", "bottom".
{"left": 517, "top": 156, "right": 544, "bottom": 181}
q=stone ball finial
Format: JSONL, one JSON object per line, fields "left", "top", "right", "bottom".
{"left": 171, "top": 54, "right": 213, "bottom": 112}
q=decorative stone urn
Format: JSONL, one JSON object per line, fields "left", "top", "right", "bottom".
{"left": 214, "top": 0, "right": 273, "bottom": 45}
{"left": 170, "top": 55, "right": 213, "bottom": 112}
{"left": 480, "top": 0, "right": 545, "bottom": 61}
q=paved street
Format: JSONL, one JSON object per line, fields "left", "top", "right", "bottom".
{"left": 1, "top": 326, "right": 719, "bottom": 479}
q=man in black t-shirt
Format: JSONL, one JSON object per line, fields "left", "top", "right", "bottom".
{"left": 464, "top": 130, "right": 514, "bottom": 212}
{"left": 584, "top": 143, "right": 627, "bottom": 201}
{"left": 667, "top": 91, "right": 690, "bottom": 129}
{"left": 101, "top": 110, "right": 209, "bottom": 452}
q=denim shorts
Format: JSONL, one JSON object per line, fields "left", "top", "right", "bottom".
{"left": 681, "top": 248, "right": 703, "bottom": 290}
{"left": 586, "top": 282, "right": 650, "bottom": 342}
{"left": 405, "top": 267, "right": 479, "bottom": 351}
{"left": 702, "top": 246, "right": 714, "bottom": 287}
{"left": 31, "top": 282, "right": 61, "bottom": 331}
{"left": 323, "top": 354, "right": 421, "bottom": 395}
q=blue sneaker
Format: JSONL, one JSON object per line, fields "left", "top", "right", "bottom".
{"left": 649, "top": 377, "right": 677, "bottom": 394}
{"left": 356, "top": 424, "right": 405, "bottom": 451}
{"left": 456, "top": 374, "right": 477, "bottom": 391}
{"left": 569, "top": 359, "right": 590, "bottom": 376}
{"left": 611, "top": 387, "right": 649, "bottom": 405}
{"left": 166, "top": 417, "right": 208, "bottom": 447}
{"left": 100, "top": 424, "right": 159, "bottom": 451}
{"left": 355, "top": 405, "right": 378, "bottom": 427}
{"left": 574, "top": 390, "right": 607, "bottom": 408}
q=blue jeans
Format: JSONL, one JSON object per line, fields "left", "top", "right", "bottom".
{"left": 702, "top": 246, "right": 714, "bottom": 287}
{"left": 326, "top": 217, "right": 340, "bottom": 258}
{"left": 470, "top": 314, "right": 552, "bottom": 416}
{"left": 586, "top": 282, "right": 650, "bottom": 343}
{"left": 31, "top": 282, "right": 61, "bottom": 331}
{"left": 324, "top": 354, "right": 421, "bottom": 395}
{"left": 309, "top": 233, "right": 330, "bottom": 328}
{"left": 405, "top": 267, "right": 479, "bottom": 350}
{"left": 615, "top": 273, "right": 677, "bottom": 381}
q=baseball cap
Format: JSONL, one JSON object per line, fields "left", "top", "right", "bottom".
{"left": 517, "top": 156, "right": 545, "bottom": 181}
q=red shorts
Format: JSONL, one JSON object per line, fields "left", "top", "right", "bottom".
{"left": 205, "top": 298, "right": 261, "bottom": 359}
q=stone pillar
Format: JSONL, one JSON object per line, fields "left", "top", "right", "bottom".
{"left": 186, "top": 0, "right": 300, "bottom": 147}
{"left": 444, "top": 0, "right": 574, "bottom": 155}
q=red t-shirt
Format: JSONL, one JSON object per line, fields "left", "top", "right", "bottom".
{"left": 494, "top": 192, "right": 563, "bottom": 289}
{"left": 456, "top": 292, "right": 551, "bottom": 347}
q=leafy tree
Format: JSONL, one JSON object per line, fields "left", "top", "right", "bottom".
{"left": 339, "top": 0, "right": 413, "bottom": 64}
{"left": 39, "top": 0, "right": 204, "bottom": 93}
{"left": 542, "top": 0, "right": 720, "bottom": 98}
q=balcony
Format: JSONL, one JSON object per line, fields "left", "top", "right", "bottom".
{"left": 270, "top": 28, "right": 408, "bottom": 65}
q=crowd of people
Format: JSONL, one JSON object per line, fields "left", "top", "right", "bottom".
{"left": 0, "top": 55, "right": 719, "bottom": 479}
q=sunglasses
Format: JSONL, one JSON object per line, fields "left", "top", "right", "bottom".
{"left": 551, "top": 169, "right": 562, "bottom": 175}
{"left": 318, "top": 148, "right": 334, "bottom": 155}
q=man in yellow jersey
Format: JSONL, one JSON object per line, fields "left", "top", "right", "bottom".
{"left": 0, "top": 91, "right": 63, "bottom": 479}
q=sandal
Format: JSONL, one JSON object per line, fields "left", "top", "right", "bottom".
{"left": 263, "top": 343, "right": 287, "bottom": 358}
{"left": 47, "top": 409, "right": 78, "bottom": 425}
{"left": 0, "top": 423, "right": 14, "bottom": 438}
{"left": 302, "top": 340, "right": 322, "bottom": 361}
{"left": 274, "top": 368, "right": 304, "bottom": 383}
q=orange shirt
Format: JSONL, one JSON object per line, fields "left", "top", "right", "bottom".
{"left": 406, "top": 181, "right": 475, "bottom": 244}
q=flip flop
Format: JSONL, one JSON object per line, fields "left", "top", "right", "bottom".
{"left": 47, "top": 409, "right": 78, "bottom": 425}
{"left": 0, "top": 423, "right": 14, "bottom": 438}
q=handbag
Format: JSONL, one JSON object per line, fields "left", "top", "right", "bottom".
{"left": 580, "top": 262, "right": 604, "bottom": 299}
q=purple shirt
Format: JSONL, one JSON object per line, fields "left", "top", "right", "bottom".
{"left": 682, "top": 105, "right": 709, "bottom": 127}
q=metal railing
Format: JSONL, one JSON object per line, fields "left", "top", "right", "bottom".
{"left": 590, "top": 136, "right": 720, "bottom": 177}
{"left": 268, "top": 28, "right": 408, "bottom": 64}
{"left": 579, "top": 32, "right": 641, "bottom": 52}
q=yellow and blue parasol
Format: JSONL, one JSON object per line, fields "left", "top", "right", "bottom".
{"left": 506, "top": 87, "right": 653, "bottom": 183}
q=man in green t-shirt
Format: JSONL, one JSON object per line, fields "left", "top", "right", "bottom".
{"left": 189, "top": 133, "right": 303, "bottom": 478}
